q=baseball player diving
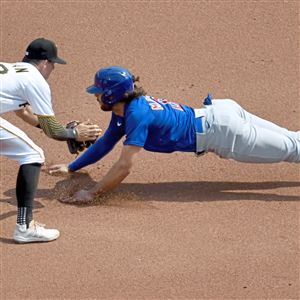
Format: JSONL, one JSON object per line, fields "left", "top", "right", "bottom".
{"left": 0, "top": 38, "right": 101, "bottom": 243}
{"left": 48, "top": 66, "right": 300, "bottom": 203}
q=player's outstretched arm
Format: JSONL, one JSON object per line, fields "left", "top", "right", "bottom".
{"left": 46, "top": 164, "right": 70, "bottom": 175}
{"left": 72, "top": 145, "right": 142, "bottom": 203}
{"left": 37, "top": 115, "right": 101, "bottom": 141}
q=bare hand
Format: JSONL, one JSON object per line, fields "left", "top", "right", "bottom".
{"left": 73, "top": 189, "right": 95, "bottom": 203}
{"left": 75, "top": 121, "right": 102, "bottom": 142}
{"left": 57, "top": 189, "right": 95, "bottom": 204}
{"left": 46, "top": 164, "right": 70, "bottom": 176}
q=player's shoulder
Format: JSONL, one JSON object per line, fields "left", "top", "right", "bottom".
{"left": 1, "top": 62, "right": 42, "bottom": 78}
{"left": 9, "top": 62, "right": 36, "bottom": 71}
{"left": 126, "top": 95, "right": 150, "bottom": 115}
{"left": 124, "top": 96, "right": 152, "bottom": 122}
{"left": 0, "top": 61, "right": 30, "bottom": 72}
{"left": 18, "top": 62, "right": 49, "bottom": 87}
{"left": 0, "top": 62, "right": 41, "bottom": 84}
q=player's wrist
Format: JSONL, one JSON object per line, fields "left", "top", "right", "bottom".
{"left": 67, "top": 165, "right": 75, "bottom": 173}
{"left": 65, "top": 128, "right": 78, "bottom": 139}
{"left": 73, "top": 128, "right": 79, "bottom": 140}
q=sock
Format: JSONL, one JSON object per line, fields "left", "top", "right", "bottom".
{"left": 17, "top": 207, "right": 27, "bottom": 226}
{"left": 16, "top": 163, "right": 41, "bottom": 228}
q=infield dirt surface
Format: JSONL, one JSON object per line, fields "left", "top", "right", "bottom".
{"left": 1, "top": 1, "right": 299, "bottom": 299}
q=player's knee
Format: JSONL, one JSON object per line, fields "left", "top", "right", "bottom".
{"left": 285, "top": 138, "right": 300, "bottom": 163}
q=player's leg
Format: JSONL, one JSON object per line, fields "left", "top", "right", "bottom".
{"left": 211, "top": 99, "right": 299, "bottom": 139}
{"left": 0, "top": 118, "right": 59, "bottom": 243}
{"left": 16, "top": 163, "right": 41, "bottom": 227}
{"left": 229, "top": 124, "right": 300, "bottom": 163}
{"left": 206, "top": 100, "right": 300, "bottom": 163}
{"left": 0, "top": 118, "right": 44, "bottom": 229}
{"left": 243, "top": 110, "right": 300, "bottom": 140}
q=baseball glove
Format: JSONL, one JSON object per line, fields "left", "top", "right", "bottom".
{"left": 66, "top": 121, "right": 96, "bottom": 155}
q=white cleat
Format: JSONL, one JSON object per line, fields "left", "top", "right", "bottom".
{"left": 13, "top": 220, "right": 60, "bottom": 243}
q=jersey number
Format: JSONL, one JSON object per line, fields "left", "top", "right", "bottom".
{"left": 147, "top": 96, "right": 184, "bottom": 111}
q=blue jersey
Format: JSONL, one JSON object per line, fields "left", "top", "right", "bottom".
{"left": 124, "top": 95, "right": 196, "bottom": 152}
{"left": 69, "top": 95, "right": 198, "bottom": 171}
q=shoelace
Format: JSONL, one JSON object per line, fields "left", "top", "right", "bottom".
{"left": 33, "top": 221, "right": 46, "bottom": 235}
{"left": 32, "top": 221, "right": 46, "bottom": 228}
{"left": 31, "top": 221, "right": 46, "bottom": 236}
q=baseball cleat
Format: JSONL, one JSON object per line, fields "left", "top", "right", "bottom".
{"left": 13, "top": 220, "right": 60, "bottom": 243}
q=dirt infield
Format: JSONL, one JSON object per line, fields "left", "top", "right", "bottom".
{"left": 1, "top": 1, "right": 299, "bottom": 299}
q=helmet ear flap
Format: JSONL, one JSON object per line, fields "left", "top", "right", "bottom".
{"left": 101, "top": 90, "right": 113, "bottom": 105}
{"left": 101, "top": 80, "right": 134, "bottom": 105}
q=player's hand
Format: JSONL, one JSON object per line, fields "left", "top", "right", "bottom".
{"left": 46, "top": 164, "right": 70, "bottom": 176}
{"left": 75, "top": 121, "right": 102, "bottom": 142}
{"left": 73, "top": 189, "right": 95, "bottom": 203}
{"left": 58, "top": 189, "right": 94, "bottom": 204}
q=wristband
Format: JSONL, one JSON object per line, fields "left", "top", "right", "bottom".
{"left": 65, "top": 128, "right": 77, "bottom": 139}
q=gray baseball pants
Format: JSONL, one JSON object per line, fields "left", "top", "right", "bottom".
{"left": 195, "top": 99, "right": 300, "bottom": 163}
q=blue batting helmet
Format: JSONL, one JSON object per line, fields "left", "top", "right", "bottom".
{"left": 86, "top": 66, "right": 134, "bottom": 105}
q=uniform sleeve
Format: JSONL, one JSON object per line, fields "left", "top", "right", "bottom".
{"left": 24, "top": 75, "right": 54, "bottom": 116}
{"left": 68, "top": 115, "right": 125, "bottom": 171}
{"left": 123, "top": 109, "right": 153, "bottom": 147}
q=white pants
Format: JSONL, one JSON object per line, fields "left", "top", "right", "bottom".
{"left": 195, "top": 99, "right": 300, "bottom": 163}
{"left": 0, "top": 117, "right": 45, "bottom": 165}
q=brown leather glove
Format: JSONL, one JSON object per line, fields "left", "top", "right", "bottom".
{"left": 66, "top": 121, "right": 97, "bottom": 154}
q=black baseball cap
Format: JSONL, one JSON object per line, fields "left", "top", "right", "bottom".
{"left": 23, "top": 38, "right": 67, "bottom": 64}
